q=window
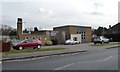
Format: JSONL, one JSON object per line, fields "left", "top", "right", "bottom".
{"left": 79, "top": 32, "right": 81, "bottom": 34}
{"left": 84, "top": 32, "right": 85, "bottom": 34}
{"left": 32, "top": 39, "right": 37, "bottom": 42}
{"left": 77, "top": 32, "right": 79, "bottom": 34}
{"left": 25, "top": 37, "right": 29, "bottom": 39}
{"left": 84, "top": 37, "right": 85, "bottom": 39}
{"left": 24, "top": 39, "right": 31, "bottom": 42}
{"left": 73, "top": 37, "right": 77, "bottom": 41}
{"left": 33, "top": 37, "right": 35, "bottom": 39}
{"left": 82, "top": 37, "right": 83, "bottom": 39}
{"left": 82, "top": 31, "right": 83, "bottom": 34}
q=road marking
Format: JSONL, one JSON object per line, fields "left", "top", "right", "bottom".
{"left": 0, "top": 61, "right": 1, "bottom": 64}
{"left": 31, "top": 56, "right": 50, "bottom": 60}
{"left": 71, "top": 53, "right": 79, "bottom": 55}
{"left": 54, "top": 63, "right": 75, "bottom": 70}
{"left": 104, "top": 56, "right": 113, "bottom": 61}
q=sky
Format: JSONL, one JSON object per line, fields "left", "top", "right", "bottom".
{"left": 0, "top": 0, "right": 120, "bottom": 30}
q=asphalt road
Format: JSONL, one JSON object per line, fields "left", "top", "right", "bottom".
{"left": 2, "top": 47, "right": 118, "bottom": 70}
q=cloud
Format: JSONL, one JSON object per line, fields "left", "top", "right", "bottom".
{"left": 38, "top": 8, "right": 45, "bottom": 13}
{"left": 47, "top": 10, "right": 54, "bottom": 16}
{"left": 1, "top": 0, "right": 118, "bottom": 29}
{"left": 37, "top": 8, "right": 55, "bottom": 19}
{"left": 92, "top": 2, "right": 104, "bottom": 9}
{"left": 89, "top": 11, "right": 103, "bottom": 15}
{"left": 86, "top": 1, "right": 104, "bottom": 16}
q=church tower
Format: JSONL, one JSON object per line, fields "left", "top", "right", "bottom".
{"left": 17, "top": 18, "right": 22, "bottom": 35}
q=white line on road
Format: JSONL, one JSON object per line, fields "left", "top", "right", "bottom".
{"left": 54, "top": 63, "right": 75, "bottom": 70}
{"left": 54, "top": 56, "right": 113, "bottom": 70}
{"left": 31, "top": 56, "right": 50, "bottom": 60}
{"left": 104, "top": 56, "right": 113, "bottom": 61}
{"left": 71, "top": 53, "right": 79, "bottom": 55}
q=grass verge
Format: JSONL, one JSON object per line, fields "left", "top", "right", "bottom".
{"left": 3, "top": 48, "right": 65, "bottom": 54}
{"left": 92, "top": 42, "right": 119, "bottom": 46}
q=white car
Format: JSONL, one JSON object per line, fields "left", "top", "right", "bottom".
{"left": 65, "top": 39, "right": 80, "bottom": 45}
{"left": 93, "top": 36, "right": 109, "bottom": 44}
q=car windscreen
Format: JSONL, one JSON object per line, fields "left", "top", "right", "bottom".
{"left": 94, "top": 37, "right": 100, "bottom": 39}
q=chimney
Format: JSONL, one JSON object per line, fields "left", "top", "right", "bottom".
{"left": 17, "top": 18, "right": 22, "bottom": 35}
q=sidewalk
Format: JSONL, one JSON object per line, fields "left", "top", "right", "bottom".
{"left": 2, "top": 43, "right": 119, "bottom": 61}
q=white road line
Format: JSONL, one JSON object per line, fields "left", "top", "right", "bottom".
{"left": 71, "top": 53, "right": 79, "bottom": 55}
{"left": 54, "top": 63, "right": 75, "bottom": 70}
{"left": 30, "top": 56, "right": 49, "bottom": 60}
{"left": 104, "top": 56, "right": 113, "bottom": 61}
{"left": 0, "top": 61, "right": 1, "bottom": 64}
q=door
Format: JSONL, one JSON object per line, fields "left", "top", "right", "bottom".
{"left": 22, "top": 39, "right": 32, "bottom": 48}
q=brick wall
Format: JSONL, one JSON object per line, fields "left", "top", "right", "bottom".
{"left": 18, "top": 34, "right": 47, "bottom": 45}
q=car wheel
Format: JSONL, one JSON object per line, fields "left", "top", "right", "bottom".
{"left": 68, "top": 43, "right": 70, "bottom": 45}
{"left": 107, "top": 42, "right": 109, "bottom": 44}
{"left": 18, "top": 46, "right": 23, "bottom": 50}
{"left": 37, "top": 45, "right": 41, "bottom": 49}
{"left": 94, "top": 42, "right": 96, "bottom": 45}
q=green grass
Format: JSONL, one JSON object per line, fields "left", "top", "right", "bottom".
{"left": 3, "top": 48, "right": 65, "bottom": 54}
{"left": 92, "top": 42, "right": 119, "bottom": 46}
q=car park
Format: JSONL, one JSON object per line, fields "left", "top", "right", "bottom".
{"left": 13, "top": 39, "right": 42, "bottom": 50}
{"left": 65, "top": 39, "right": 80, "bottom": 45}
{"left": 93, "top": 36, "right": 109, "bottom": 44}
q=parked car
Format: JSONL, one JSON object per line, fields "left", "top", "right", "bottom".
{"left": 11, "top": 39, "right": 21, "bottom": 47}
{"left": 93, "top": 36, "right": 109, "bottom": 44}
{"left": 13, "top": 39, "right": 42, "bottom": 50}
{"left": 65, "top": 39, "right": 80, "bottom": 45}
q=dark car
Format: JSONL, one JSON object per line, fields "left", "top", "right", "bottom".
{"left": 13, "top": 39, "right": 42, "bottom": 50}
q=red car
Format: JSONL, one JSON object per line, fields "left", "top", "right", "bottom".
{"left": 13, "top": 39, "right": 42, "bottom": 50}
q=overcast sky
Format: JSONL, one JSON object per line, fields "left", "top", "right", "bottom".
{"left": 0, "top": 0, "right": 120, "bottom": 30}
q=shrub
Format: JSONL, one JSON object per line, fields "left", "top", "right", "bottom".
{"left": 51, "top": 38, "right": 58, "bottom": 45}
{"left": 45, "top": 40, "right": 53, "bottom": 46}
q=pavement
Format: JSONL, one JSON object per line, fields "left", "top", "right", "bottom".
{"left": 1, "top": 42, "right": 119, "bottom": 61}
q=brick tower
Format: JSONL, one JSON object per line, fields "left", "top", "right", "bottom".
{"left": 17, "top": 18, "right": 22, "bottom": 35}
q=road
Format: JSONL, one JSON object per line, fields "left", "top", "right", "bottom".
{"left": 2, "top": 47, "right": 118, "bottom": 71}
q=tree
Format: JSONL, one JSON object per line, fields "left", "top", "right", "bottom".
{"left": 34, "top": 27, "right": 39, "bottom": 31}
{"left": 9, "top": 30, "right": 17, "bottom": 36}
{"left": 94, "top": 26, "right": 108, "bottom": 36}
{"left": 1, "top": 24, "right": 14, "bottom": 35}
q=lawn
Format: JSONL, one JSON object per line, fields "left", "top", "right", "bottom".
{"left": 3, "top": 48, "right": 65, "bottom": 54}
